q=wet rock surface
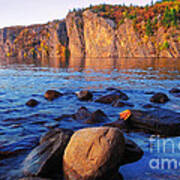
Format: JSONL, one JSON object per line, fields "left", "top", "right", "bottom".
{"left": 128, "top": 109, "right": 180, "bottom": 136}
{"left": 22, "top": 128, "right": 73, "bottom": 178}
{"left": 142, "top": 104, "right": 156, "bottom": 109}
{"left": 112, "top": 100, "right": 134, "bottom": 107}
{"left": 44, "top": 90, "right": 63, "bottom": 101}
{"left": 150, "top": 92, "right": 169, "bottom": 103}
{"left": 95, "top": 91, "right": 128, "bottom": 104}
{"left": 56, "top": 106, "right": 110, "bottom": 124}
{"left": 121, "top": 138, "right": 144, "bottom": 166}
{"left": 75, "top": 90, "right": 93, "bottom": 101}
{"left": 26, "top": 99, "right": 39, "bottom": 107}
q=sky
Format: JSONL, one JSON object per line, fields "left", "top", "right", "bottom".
{"left": 0, "top": 0, "right": 157, "bottom": 28}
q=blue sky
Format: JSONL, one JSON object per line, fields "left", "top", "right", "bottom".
{"left": 0, "top": 0, "right": 157, "bottom": 28}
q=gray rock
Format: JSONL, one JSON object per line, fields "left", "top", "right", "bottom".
{"left": 22, "top": 128, "right": 73, "bottom": 178}
{"left": 129, "top": 109, "right": 180, "bottom": 136}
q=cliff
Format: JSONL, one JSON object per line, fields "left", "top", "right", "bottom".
{"left": 0, "top": 1, "right": 179, "bottom": 59}
{"left": 0, "top": 20, "right": 68, "bottom": 59}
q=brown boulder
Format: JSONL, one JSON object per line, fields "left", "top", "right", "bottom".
{"left": 44, "top": 90, "right": 63, "bottom": 101}
{"left": 63, "top": 127, "right": 125, "bottom": 180}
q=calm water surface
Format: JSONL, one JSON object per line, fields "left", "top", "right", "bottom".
{"left": 0, "top": 57, "right": 180, "bottom": 180}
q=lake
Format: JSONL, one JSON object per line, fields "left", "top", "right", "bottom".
{"left": 0, "top": 57, "right": 180, "bottom": 179}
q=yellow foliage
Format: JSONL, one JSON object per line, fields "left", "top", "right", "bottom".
{"left": 119, "top": 109, "right": 131, "bottom": 120}
{"left": 143, "top": 35, "right": 149, "bottom": 43}
{"left": 6, "top": 52, "right": 10, "bottom": 57}
{"left": 24, "top": 52, "right": 27, "bottom": 57}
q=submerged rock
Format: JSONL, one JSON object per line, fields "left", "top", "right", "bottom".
{"left": 105, "top": 108, "right": 180, "bottom": 136}
{"left": 150, "top": 92, "right": 169, "bottom": 103}
{"left": 72, "top": 106, "right": 92, "bottom": 121}
{"left": 75, "top": 90, "right": 93, "bottom": 101}
{"left": 121, "top": 139, "right": 143, "bottom": 166}
{"left": 56, "top": 106, "right": 109, "bottom": 124}
{"left": 129, "top": 109, "right": 180, "bottom": 136}
{"left": 26, "top": 99, "right": 39, "bottom": 107}
{"left": 142, "top": 104, "right": 155, "bottom": 109}
{"left": 20, "top": 178, "right": 52, "bottom": 180}
{"left": 95, "top": 91, "right": 128, "bottom": 104}
{"left": 169, "top": 88, "right": 180, "bottom": 94}
{"left": 22, "top": 128, "right": 73, "bottom": 178}
{"left": 85, "top": 109, "right": 109, "bottom": 124}
{"left": 63, "top": 127, "right": 125, "bottom": 180}
{"left": 44, "top": 90, "right": 63, "bottom": 101}
{"left": 112, "top": 100, "right": 134, "bottom": 107}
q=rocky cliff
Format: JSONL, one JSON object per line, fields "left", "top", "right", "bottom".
{"left": 0, "top": 1, "right": 179, "bottom": 59}
{"left": 0, "top": 20, "right": 68, "bottom": 59}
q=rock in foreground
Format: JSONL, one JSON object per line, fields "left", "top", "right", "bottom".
{"left": 22, "top": 128, "right": 73, "bottom": 178}
{"left": 63, "top": 127, "right": 125, "bottom": 180}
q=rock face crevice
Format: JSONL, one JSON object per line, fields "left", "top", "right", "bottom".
{"left": 66, "top": 11, "right": 86, "bottom": 58}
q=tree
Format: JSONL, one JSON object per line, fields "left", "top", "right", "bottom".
{"left": 145, "top": 19, "right": 154, "bottom": 36}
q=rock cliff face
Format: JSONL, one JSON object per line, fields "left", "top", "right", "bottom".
{"left": 0, "top": 20, "right": 68, "bottom": 59}
{"left": 67, "top": 10, "right": 179, "bottom": 58}
{"left": 0, "top": 3, "right": 179, "bottom": 59}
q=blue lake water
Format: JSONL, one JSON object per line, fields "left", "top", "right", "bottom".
{"left": 0, "top": 57, "right": 180, "bottom": 179}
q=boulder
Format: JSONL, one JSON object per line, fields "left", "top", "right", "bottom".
{"left": 150, "top": 92, "right": 169, "bottom": 103}
{"left": 26, "top": 99, "right": 39, "bottom": 107}
{"left": 95, "top": 91, "right": 128, "bottom": 104}
{"left": 44, "top": 90, "right": 63, "bottom": 101}
{"left": 22, "top": 128, "right": 73, "bottom": 178}
{"left": 85, "top": 109, "right": 109, "bottom": 124}
{"left": 56, "top": 107, "right": 109, "bottom": 124}
{"left": 129, "top": 109, "right": 180, "bottom": 136}
{"left": 121, "top": 139, "right": 143, "bottom": 166}
{"left": 75, "top": 90, "right": 93, "bottom": 101}
{"left": 105, "top": 108, "right": 180, "bottom": 136}
{"left": 72, "top": 106, "right": 92, "bottom": 121}
{"left": 63, "top": 127, "right": 125, "bottom": 180}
